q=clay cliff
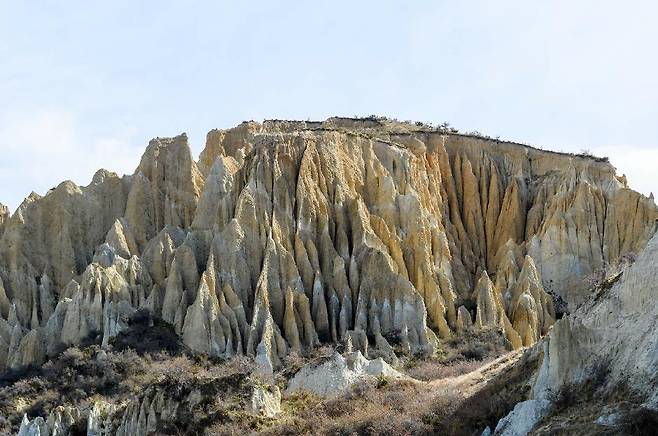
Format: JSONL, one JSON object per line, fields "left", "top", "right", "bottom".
{"left": 491, "top": 229, "right": 658, "bottom": 435}
{"left": 1, "top": 117, "right": 656, "bottom": 375}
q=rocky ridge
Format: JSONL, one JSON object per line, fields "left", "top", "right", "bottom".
{"left": 0, "top": 117, "right": 656, "bottom": 378}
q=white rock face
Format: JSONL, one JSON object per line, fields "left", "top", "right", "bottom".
{"left": 0, "top": 203, "right": 9, "bottom": 239}
{"left": 250, "top": 385, "right": 282, "bottom": 417}
{"left": 86, "top": 404, "right": 103, "bottom": 436}
{"left": 17, "top": 405, "right": 82, "bottom": 436}
{"left": 494, "top": 399, "right": 552, "bottom": 436}
{"left": 115, "top": 386, "right": 180, "bottom": 436}
{"left": 18, "top": 415, "right": 48, "bottom": 436}
{"left": 535, "top": 231, "right": 658, "bottom": 401}
{"left": 286, "top": 351, "right": 407, "bottom": 397}
{"left": 496, "top": 229, "right": 658, "bottom": 433}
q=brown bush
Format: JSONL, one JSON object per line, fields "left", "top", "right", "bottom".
{"left": 265, "top": 376, "right": 452, "bottom": 435}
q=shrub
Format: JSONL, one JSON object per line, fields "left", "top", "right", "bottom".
{"left": 576, "top": 149, "right": 610, "bottom": 163}
{"left": 551, "top": 361, "right": 610, "bottom": 411}
{"left": 461, "top": 342, "right": 489, "bottom": 360}
{"left": 375, "top": 374, "right": 389, "bottom": 389}
{"left": 618, "top": 407, "right": 658, "bottom": 435}
{"left": 110, "top": 316, "right": 186, "bottom": 355}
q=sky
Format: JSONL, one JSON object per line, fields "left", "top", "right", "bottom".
{"left": 1, "top": 0, "right": 657, "bottom": 212}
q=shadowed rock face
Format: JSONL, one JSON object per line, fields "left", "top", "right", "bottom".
{"left": 0, "top": 118, "right": 656, "bottom": 372}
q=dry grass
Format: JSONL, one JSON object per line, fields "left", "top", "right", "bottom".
{"left": 0, "top": 318, "right": 525, "bottom": 435}
{"left": 404, "top": 328, "right": 509, "bottom": 381}
{"left": 431, "top": 348, "right": 542, "bottom": 434}
{"left": 531, "top": 362, "right": 658, "bottom": 435}
{"left": 259, "top": 329, "right": 518, "bottom": 436}
{"left": 262, "top": 378, "right": 447, "bottom": 435}
{"left": 0, "top": 318, "right": 255, "bottom": 434}
{"left": 262, "top": 357, "right": 529, "bottom": 436}
{"left": 406, "top": 358, "right": 490, "bottom": 381}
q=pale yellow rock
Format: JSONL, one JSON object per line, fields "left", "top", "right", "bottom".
{"left": 511, "top": 256, "right": 555, "bottom": 336}
{"left": 141, "top": 226, "right": 185, "bottom": 288}
{"left": 192, "top": 155, "right": 240, "bottom": 231}
{"left": 105, "top": 218, "right": 139, "bottom": 259}
{"left": 0, "top": 170, "right": 127, "bottom": 325}
{"left": 124, "top": 134, "right": 204, "bottom": 250}
{"left": 311, "top": 271, "right": 330, "bottom": 341}
{"left": 59, "top": 258, "right": 145, "bottom": 347}
{"left": 250, "top": 385, "right": 281, "bottom": 417}
{"left": 7, "top": 328, "right": 44, "bottom": 369}
{"left": 179, "top": 252, "right": 246, "bottom": 358}
{"left": 1, "top": 118, "right": 656, "bottom": 372}
{"left": 473, "top": 271, "right": 504, "bottom": 329}
{"left": 473, "top": 271, "right": 522, "bottom": 349}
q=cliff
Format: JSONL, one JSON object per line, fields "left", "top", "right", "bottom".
{"left": 492, "top": 230, "right": 658, "bottom": 434}
{"left": 0, "top": 117, "right": 656, "bottom": 375}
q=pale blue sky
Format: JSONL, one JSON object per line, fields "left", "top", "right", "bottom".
{"left": 1, "top": 1, "right": 657, "bottom": 212}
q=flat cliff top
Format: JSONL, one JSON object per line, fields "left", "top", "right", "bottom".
{"left": 200, "top": 116, "right": 622, "bottom": 191}
{"left": 221, "top": 116, "right": 611, "bottom": 163}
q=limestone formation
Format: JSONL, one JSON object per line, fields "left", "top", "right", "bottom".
{"left": 455, "top": 305, "right": 473, "bottom": 333}
{"left": 0, "top": 118, "right": 656, "bottom": 374}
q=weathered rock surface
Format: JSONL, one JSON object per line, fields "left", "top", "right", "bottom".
{"left": 494, "top": 399, "right": 552, "bottom": 436}
{"left": 113, "top": 372, "right": 260, "bottom": 436}
{"left": 495, "top": 229, "right": 658, "bottom": 433}
{"left": 0, "top": 203, "right": 9, "bottom": 239}
{"left": 250, "top": 385, "right": 282, "bottom": 417}
{"left": 1, "top": 118, "right": 656, "bottom": 375}
{"left": 18, "top": 405, "right": 82, "bottom": 436}
{"left": 286, "top": 351, "right": 407, "bottom": 397}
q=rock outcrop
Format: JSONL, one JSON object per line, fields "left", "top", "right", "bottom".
{"left": 495, "top": 229, "right": 658, "bottom": 433}
{"left": 115, "top": 385, "right": 187, "bottom": 436}
{"left": 1, "top": 118, "right": 656, "bottom": 374}
{"left": 286, "top": 351, "right": 407, "bottom": 397}
{"left": 18, "top": 405, "right": 84, "bottom": 436}
{"left": 114, "top": 372, "right": 262, "bottom": 436}
{"left": 249, "top": 385, "right": 282, "bottom": 418}
{"left": 0, "top": 203, "right": 9, "bottom": 239}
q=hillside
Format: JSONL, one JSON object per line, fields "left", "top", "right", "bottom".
{"left": 1, "top": 117, "right": 656, "bottom": 434}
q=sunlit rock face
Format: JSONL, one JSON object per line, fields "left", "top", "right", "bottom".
{"left": 0, "top": 118, "right": 656, "bottom": 371}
